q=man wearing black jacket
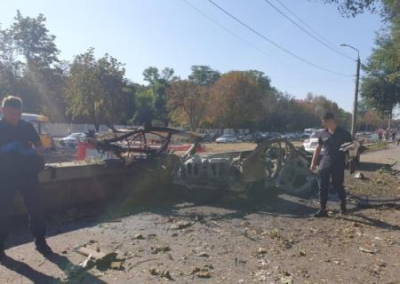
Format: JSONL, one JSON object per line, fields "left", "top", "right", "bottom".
{"left": 310, "top": 112, "right": 352, "bottom": 217}
{"left": 0, "top": 96, "right": 52, "bottom": 261}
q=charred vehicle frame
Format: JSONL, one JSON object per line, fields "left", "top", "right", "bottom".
{"left": 87, "top": 127, "right": 318, "bottom": 197}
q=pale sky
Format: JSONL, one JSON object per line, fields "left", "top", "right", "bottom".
{"left": 0, "top": 0, "right": 383, "bottom": 111}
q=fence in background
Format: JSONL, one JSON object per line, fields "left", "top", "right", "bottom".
{"left": 47, "top": 123, "right": 130, "bottom": 137}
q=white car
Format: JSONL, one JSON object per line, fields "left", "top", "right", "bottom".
{"left": 303, "top": 128, "right": 318, "bottom": 138}
{"left": 59, "top": 133, "right": 87, "bottom": 146}
{"left": 303, "top": 130, "right": 361, "bottom": 170}
{"left": 303, "top": 130, "right": 323, "bottom": 154}
{"left": 216, "top": 134, "right": 238, "bottom": 143}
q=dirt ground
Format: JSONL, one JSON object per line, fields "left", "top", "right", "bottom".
{"left": 1, "top": 145, "right": 400, "bottom": 284}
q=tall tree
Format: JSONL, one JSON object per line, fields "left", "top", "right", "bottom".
{"left": 361, "top": 28, "right": 400, "bottom": 124}
{"left": 142, "top": 66, "right": 177, "bottom": 126}
{"left": 209, "top": 72, "right": 264, "bottom": 129}
{"left": 11, "top": 10, "right": 59, "bottom": 66}
{"left": 168, "top": 80, "right": 208, "bottom": 130}
{"left": 188, "top": 65, "right": 221, "bottom": 86}
{"left": 65, "top": 48, "right": 128, "bottom": 131}
{"left": 132, "top": 88, "right": 155, "bottom": 127}
{"left": 0, "top": 11, "right": 66, "bottom": 119}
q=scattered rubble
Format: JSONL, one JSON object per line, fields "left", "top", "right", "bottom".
{"left": 74, "top": 243, "right": 124, "bottom": 271}
{"left": 170, "top": 220, "right": 194, "bottom": 230}
{"left": 191, "top": 265, "right": 214, "bottom": 278}
{"left": 358, "top": 246, "right": 377, "bottom": 255}
{"left": 151, "top": 245, "right": 171, "bottom": 254}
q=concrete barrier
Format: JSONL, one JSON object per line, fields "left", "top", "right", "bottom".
{"left": 14, "top": 162, "right": 145, "bottom": 214}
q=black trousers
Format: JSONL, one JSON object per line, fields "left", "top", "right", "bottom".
{"left": 318, "top": 165, "right": 346, "bottom": 209}
{"left": 0, "top": 173, "right": 46, "bottom": 246}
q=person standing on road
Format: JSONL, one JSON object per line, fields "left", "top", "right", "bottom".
{"left": 310, "top": 112, "right": 353, "bottom": 217}
{"left": 0, "top": 96, "right": 52, "bottom": 261}
{"left": 392, "top": 130, "right": 396, "bottom": 144}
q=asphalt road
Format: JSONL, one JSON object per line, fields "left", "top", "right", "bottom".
{"left": 1, "top": 146, "right": 400, "bottom": 284}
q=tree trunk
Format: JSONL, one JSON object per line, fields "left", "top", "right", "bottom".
{"left": 388, "top": 112, "right": 392, "bottom": 129}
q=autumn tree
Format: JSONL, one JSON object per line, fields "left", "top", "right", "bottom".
{"left": 209, "top": 72, "right": 264, "bottom": 129}
{"left": 167, "top": 80, "right": 208, "bottom": 130}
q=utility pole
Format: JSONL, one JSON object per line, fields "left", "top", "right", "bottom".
{"left": 341, "top": 44, "right": 360, "bottom": 139}
{"left": 352, "top": 54, "right": 361, "bottom": 139}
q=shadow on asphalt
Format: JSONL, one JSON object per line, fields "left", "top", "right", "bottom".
{"left": 1, "top": 252, "right": 108, "bottom": 284}
{"left": 357, "top": 161, "right": 388, "bottom": 172}
{"left": 6, "top": 172, "right": 400, "bottom": 251}
{"left": 1, "top": 256, "right": 59, "bottom": 283}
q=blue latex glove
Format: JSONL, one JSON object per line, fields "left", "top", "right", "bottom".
{"left": 0, "top": 141, "right": 36, "bottom": 156}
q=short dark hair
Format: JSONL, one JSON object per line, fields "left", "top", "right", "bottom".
{"left": 2, "top": 96, "right": 23, "bottom": 110}
{"left": 322, "top": 112, "right": 335, "bottom": 121}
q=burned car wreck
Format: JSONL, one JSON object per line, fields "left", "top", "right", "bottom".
{"left": 87, "top": 127, "right": 317, "bottom": 197}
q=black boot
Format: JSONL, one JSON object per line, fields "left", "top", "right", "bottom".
{"left": 35, "top": 238, "right": 53, "bottom": 255}
{"left": 340, "top": 200, "right": 347, "bottom": 215}
{"left": 313, "top": 209, "right": 328, "bottom": 218}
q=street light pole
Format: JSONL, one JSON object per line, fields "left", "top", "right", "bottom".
{"left": 341, "top": 44, "right": 361, "bottom": 139}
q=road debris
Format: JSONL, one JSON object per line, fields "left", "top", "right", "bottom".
{"left": 354, "top": 172, "right": 365, "bottom": 179}
{"left": 191, "top": 265, "right": 213, "bottom": 278}
{"left": 149, "top": 268, "right": 174, "bottom": 281}
{"left": 255, "top": 247, "right": 268, "bottom": 258}
{"left": 110, "top": 260, "right": 124, "bottom": 270}
{"left": 170, "top": 220, "right": 194, "bottom": 230}
{"left": 358, "top": 246, "right": 377, "bottom": 254}
{"left": 133, "top": 233, "right": 144, "bottom": 240}
{"left": 151, "top": 245, "right": 171, "bottom": 254}
{"left": 197, "top": 251, "right": 210, "bottom": 257}
{"left": 74, "top": 243, "right": 124, "bottom": 271}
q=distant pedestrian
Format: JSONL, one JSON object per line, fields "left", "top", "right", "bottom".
{"left": 392, "top": 130, "right": 397, "bottom": 144}
{"left": 378, "top": 130, "right": 383, "bottom": 142}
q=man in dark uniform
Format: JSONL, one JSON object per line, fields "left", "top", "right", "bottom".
{"left": 310, "top": 112, "right": 352, "bottom": 217}
{"left": 0, "top": 96, "right": 52, "bottom": 261}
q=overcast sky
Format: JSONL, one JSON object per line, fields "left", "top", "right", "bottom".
{"left": 0, "top": 0, "right": 383, "bottom": 111}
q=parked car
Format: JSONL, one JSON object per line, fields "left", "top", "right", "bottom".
{"left": 268, "top": 132, "right": 283, "bottom": 139}
{"left": 215, "top": 134, "right": 238, "bottom": 143}
{"left": 302, "top": 128, "right": 318, "bottom": 139}
{"left": 303, "top": 130, "right": 362, "bottom": 172}
{"left": 199, "top": 133, "right": 214, "bottom": 143}
{"left": 242, "top": 133, "right": 256, "bottom": 142}
{"left": 303, "top": 130, "right": 324, "bottom": 154}
{"left": 59, "top": 133, "right": 87, "bottom": 147}
{"left": 283, "top": 132, "right": 297, "bottom": 140}
{"left": 242, "top": 132, "right": 265, "bottom": 142}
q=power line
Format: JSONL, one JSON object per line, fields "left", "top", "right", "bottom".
{"left": 274, "top": 0, "right": 337, "bottom": 49}
{"left": 181, "top": 0, "right": 349, "bottom": 84}
{"left": 181, "top": 0, "right": 286, "bottom": 65}
{"left": 267, "top": 0, "right": 354, "bottom": 61}
{"left": 207, "top": 0, "right": 352, "bottom": 77}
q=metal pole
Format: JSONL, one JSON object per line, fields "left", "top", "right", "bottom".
{"left": 351, "top": 55, "right": 361, "bottom": 139}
